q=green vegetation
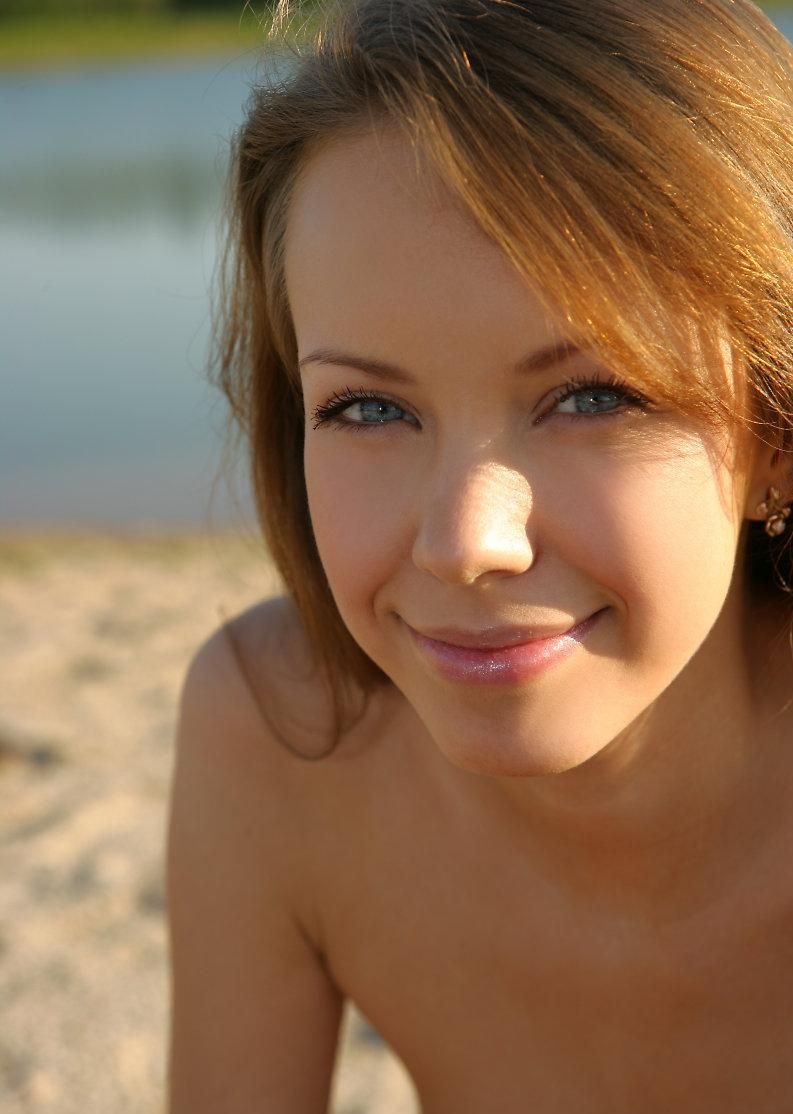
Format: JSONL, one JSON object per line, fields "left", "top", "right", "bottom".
{"left": 0, "top": 3, "right": 326, "bottom": 69}
{"left": 0, "top": 10, "right": 267, "bottom": 69}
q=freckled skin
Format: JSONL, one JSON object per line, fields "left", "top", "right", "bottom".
{"left": 275, "top": 125, "right": 793, "bottom": 1107}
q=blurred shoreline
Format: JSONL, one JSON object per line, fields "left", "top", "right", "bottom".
{"left": 0, "top": 524, "right": 259, "bottom": 563}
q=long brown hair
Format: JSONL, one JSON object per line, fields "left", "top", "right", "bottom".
{"left": 216, "top": 0, "right": 793, "bottom": 743}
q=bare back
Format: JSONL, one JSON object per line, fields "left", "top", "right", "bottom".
{"left": 167, "top": 597, "right": 793, "bottom": 1113}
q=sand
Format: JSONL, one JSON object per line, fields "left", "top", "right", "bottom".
{"left": 0, "top": 528, "right": 418, "bottom": 1114}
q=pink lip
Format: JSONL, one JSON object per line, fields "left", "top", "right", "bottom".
{"left": 407, "top": 610, "right": 606, "bottom": 685}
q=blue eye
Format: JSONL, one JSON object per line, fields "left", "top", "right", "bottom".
{"left": 311, "top": 388, "right": 415, "bottom": 430}
{"left": 346, "top": 398, "right": 405, "bottom": 423}
{"left": 549, "top": 375, "right": 649, "bottom": 419}
{"left": 556, "top": 387, "right": 623, "bottom": 415}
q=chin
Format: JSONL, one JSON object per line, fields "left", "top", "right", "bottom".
{"left": 428, "top": 721, "right": 605, "bottom": 779}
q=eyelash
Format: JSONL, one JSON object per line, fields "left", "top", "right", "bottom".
{"left": 310, "top": 375, "right": 650, "bottom": 431}
{"left": 543, "top": 374, "right": 650, "bottom": 422}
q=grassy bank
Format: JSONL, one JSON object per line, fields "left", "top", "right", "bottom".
{"left": 0, "top": 9, "right": 316, "bottom": 70}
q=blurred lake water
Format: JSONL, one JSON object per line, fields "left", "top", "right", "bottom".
{"left": 2, "top": 9, "right": 792, "bottom": 525}
{"left": 1, "top": 52, "right": 273, "bottom": 525}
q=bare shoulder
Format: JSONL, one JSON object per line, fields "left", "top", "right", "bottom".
{"left": 220, "top": 594, "right": 341, "bottom": 755}
{"left": 171, "top": 593, "right": 402, "bottom": 910}
{"left": 169, "top": 594, "right": 337, "bottom": 951}
{"left": 179, "top": 593, "right": 333, "bottom": 765}
{"left": 166, "top": 597, "right": 350, "bottom": 1112}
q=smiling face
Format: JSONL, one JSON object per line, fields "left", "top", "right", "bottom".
{"left": 285, "top": 126, "right": 758, "bottom": 778}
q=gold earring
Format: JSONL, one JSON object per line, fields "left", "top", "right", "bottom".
{"left": 756, "top": 486, "right": 791, "bottom": 538}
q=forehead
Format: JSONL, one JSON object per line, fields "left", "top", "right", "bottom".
{"left": 286, "top": 126, "right": 482, "bottom": 271}
{"left": 284, "top": 127, "right": 566, "bottom": 364}
{"left": 283, "top": 126, "right": 742, "bottom": 418}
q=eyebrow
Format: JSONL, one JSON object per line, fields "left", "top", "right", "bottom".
{"left": 297, "top": 340, "right": 583, "bottom": 383}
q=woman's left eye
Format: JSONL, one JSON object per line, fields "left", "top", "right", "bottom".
{"left": 547, "top": 376, "right": 649, "bottom": 419}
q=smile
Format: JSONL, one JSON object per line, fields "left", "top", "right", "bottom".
{"left": 406, "top": 610, "right": 607, "bottom": 685}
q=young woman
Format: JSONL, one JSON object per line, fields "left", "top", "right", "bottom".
{"left": 166, "top": 0, "right": 793, "bottom": 1109}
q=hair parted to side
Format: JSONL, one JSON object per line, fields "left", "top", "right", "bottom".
{"left": 216, "top": 0, "right": 793, "bottom": 743}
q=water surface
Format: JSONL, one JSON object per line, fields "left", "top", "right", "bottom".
{"left": 1, "top": 53, "right": 271, "bottom": 524}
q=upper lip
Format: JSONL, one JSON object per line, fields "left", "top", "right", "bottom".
{"left": 408, "top": 620, "right": 590, "bottom": 650}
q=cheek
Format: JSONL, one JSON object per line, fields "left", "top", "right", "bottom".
{"left": 304, "top": 437, "right": 415, "bottom": 615}
{"left": 571, "top": 446, "right": 740, "bottom": 661}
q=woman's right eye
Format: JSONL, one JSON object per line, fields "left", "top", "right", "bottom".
{"left": 311, "top": 389, "right": 415, "bottom": 430}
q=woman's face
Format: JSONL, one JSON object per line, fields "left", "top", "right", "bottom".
{"left": 286, "top": 127, "right": 755, "bottom": 777}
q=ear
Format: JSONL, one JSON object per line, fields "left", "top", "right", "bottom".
{"left": 745, "top": 444, "right": 793, "bottom": 529}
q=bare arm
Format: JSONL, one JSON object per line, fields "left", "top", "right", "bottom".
{"left": 166, "top": 626, "right": 344, "bottom": 1113}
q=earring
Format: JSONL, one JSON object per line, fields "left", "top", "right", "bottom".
{"left": 756, "top": 486, "right": 791, "bottom": 538}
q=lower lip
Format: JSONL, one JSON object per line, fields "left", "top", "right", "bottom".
{"left": 408, "top": 610, "right": 606, "bottom": 685}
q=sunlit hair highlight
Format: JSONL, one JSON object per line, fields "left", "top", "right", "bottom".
{"left": 216, "top": 0, "right": 793, "bottom": 743}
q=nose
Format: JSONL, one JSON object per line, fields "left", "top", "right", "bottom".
{"left": 412, "top": 458, "right": 536, "bottom": 585}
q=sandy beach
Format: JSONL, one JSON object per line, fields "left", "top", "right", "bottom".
{"left": 0, "top": 528, "right": 418, "bottom": 1113}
